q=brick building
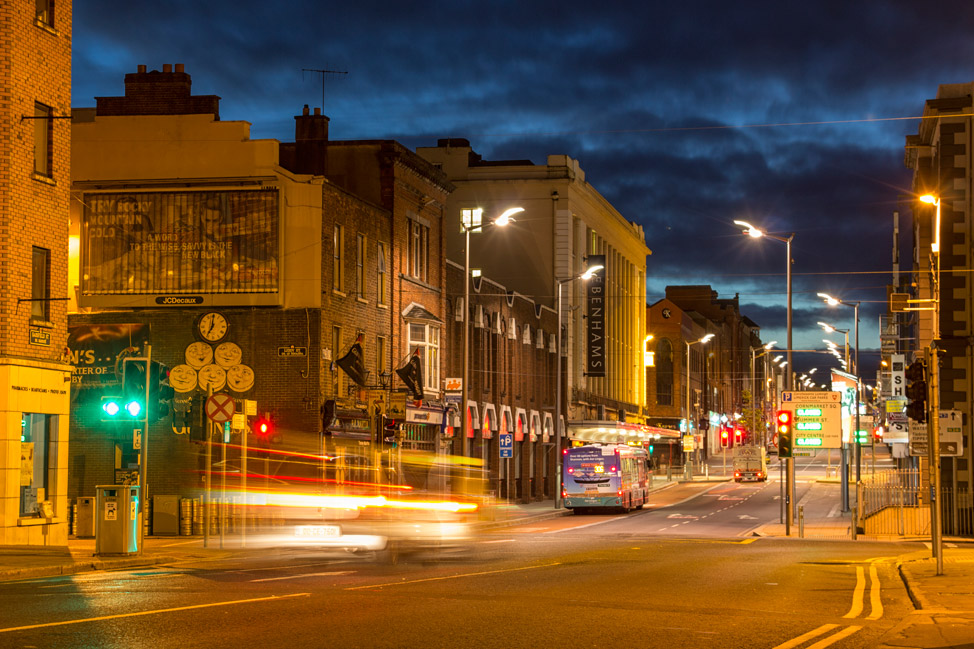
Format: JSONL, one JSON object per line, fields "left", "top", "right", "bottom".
{"left": 0, "top": 1, "right": 74, "bottom": 545}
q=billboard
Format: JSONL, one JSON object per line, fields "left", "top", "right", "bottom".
{"left": 80, "top": 189, "right": 279, "bottom": 297}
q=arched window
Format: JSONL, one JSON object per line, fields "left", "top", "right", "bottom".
{"left": 656, "top": 338, "right": 673, "bottom": 406}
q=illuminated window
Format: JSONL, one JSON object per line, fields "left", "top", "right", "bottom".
{"left": 20, "top": 413, "right": 54, "bottom": 516}
{"left": 408, "top": 220, "right": 428, "bottom": 281}
{"left": 33, "top": 103, "right": 52, "bottom": 177}
{"left": 31, "top": 246, "right": 50, "bottom": 321}
{"left": 408, "top": 322, "right": 440, "bottom": 392}
{"left": 332, "top": 224, "right": 344, "bottom": 292}
{"left": 460, "top": 208, "right": 483, "bottom": 234}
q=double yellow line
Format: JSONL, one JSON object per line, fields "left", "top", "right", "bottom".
{"left": 772, "top": 559, "right": 884, "bottom": 649}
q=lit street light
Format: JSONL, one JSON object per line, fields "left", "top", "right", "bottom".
{"left": 461, "top": 207, "right": 522, "bottom": 462}
{"left": 554, "top": 262, "right": 604, "bottom": 509}
{"left": 685, "top": 333, "right": 714, "bottom": 479}
{"left": 818, "top": 292, "right": 859, "bottom": 512}
{"left": 735, "top": 219, "right": 796, "bottom": 533}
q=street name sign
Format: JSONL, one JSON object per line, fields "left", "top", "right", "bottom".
{"left": 780, "top": 391, "right": 842, "bottom": 449}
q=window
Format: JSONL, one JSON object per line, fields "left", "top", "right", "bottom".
{"left": 460, "top": 208, "right": 483, "bottom": 234}
{"left": 655, "top": 338, "right": 673, "bottom": 406}
{"left": 408, "top": 220, "right": 428, "bottom": 281}
{"left": 355, "top": 233, "right": 365, "bottom": 299}
{"left": 31, "top": 246, "right": 50, "bottom": 321}
{"left": 34, "top": 103, "right": 52, "bottom": 177}
{"left": 35, "top": 0, "right": 53, "bottom": 27}
{"left": 377, "top": 241, "right": 387, "bottom": 306}
{"left": 20, "top": 413, "right": 54, "bottom": 517}
{"left": 408, "top": 322, "right": 440, "bottom": 392}
{"left": 332, "top": 224, "right": 344, "bottom": 292}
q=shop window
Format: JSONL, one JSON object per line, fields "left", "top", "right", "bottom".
{"left": 20, "top": 413, "right": 55, "bottom": 517}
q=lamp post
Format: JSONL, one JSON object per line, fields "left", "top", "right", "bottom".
{"left": 919, "top": 193, "right": 943, "bottom": 574}
{"left": 685, "top": 333, "right": 714, "bottom": 479}
{"left": 554, "top": 263, "right": 605, "bottom": 509}
{"left": 750, "top": 341, "right": 776, "bottom": 447}
{"left": 735, "top": 220, "right": 795, "bottom": 533}
{"left": 819, "top": 292, "right": 860, "bottom": 512}
{"left": 461, "top": 207, "right": 522, "bottom": 457}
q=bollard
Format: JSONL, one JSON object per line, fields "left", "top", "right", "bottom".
{"left": 851, "top": 504, "right": 858, "bottom": 540}
{"left": 798, "top": 505, "right": 804, "bottom": 538}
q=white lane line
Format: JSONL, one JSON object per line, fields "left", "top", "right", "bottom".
{"left": 770, "top": 624, "right": 840, "bottom": 649}
{"left": 807, "top": 625, "right": 862, "bottom": 649}
{"left": 345, "top": 562, "right": 561, "bottom": 591}
{"left": 842, "top": 566, "right": 865, "bottom": 618}
{"left": 0, "top": 593, "right": 310, "bottom": 633}
{"left": 866, "top": 564, "right": 883, "bottom": 620}
{"left": 251, "top": 571, "right": 352, "bottom": 583}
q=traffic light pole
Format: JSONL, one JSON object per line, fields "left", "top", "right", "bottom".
{"left": 137, "top": 345, "right": 152, "bottom": 555}
{"left": 926, "top": 345, "right": 943, "bottom": 574}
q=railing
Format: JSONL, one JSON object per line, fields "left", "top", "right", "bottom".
{"left": 856, "top": 468, "right": 973, "bottom": 537}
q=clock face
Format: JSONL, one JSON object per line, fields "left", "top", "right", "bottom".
{"left": 198, "top": 312, "right": 228, "bottom": 342}
{"left": 662, "top": 308, "right": 672, "bottom": 319}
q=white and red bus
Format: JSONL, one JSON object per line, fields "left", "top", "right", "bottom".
{"left": 562, "top": 444, "right": 649, "bottom": 514}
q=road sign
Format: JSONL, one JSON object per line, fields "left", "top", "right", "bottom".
{"left": 499, "top": 433, "right": 513, "bottom": 458}
{"left": 780, "top": 391, "right": 842, "bottom": 449}
{"left": 909, "top": 410, "right": 964, "bottom": 457}
{"left": 205, "top": 393, "right": 235, "bottom": 423}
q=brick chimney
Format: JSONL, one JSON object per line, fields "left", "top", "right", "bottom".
{"left": 280, "top": 105, "right": 330, "bottom": 175}
{"left": 95, "top": 64, "right": 221, "bottom": 118}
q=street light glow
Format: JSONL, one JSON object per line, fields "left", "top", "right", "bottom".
{"left": 493, "top": 206, "right": 524, "bottom": 227}
{"left": 733, "top": 219, "right": 764, "bottom": 238}
{"left": 580, "top": 264, "right": 604, "bottom": 280}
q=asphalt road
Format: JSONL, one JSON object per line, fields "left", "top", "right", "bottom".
{"left": 0, "top": 475, "right": 928, "bottom": 649}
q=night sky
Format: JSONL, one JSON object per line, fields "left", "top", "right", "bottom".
{"left": 71, "top": 1, "right": 974, "bottom": 384}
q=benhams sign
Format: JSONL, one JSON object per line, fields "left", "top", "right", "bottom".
{"left": 586, "top": 255, "right": 606, "bottom": 377}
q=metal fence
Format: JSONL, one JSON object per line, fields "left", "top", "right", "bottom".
{"left": 856, "top": 469, "right": 974, "bottom": 537}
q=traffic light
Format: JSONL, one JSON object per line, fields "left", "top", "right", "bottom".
{"left": 733, "top": 427, "right": 743, "bottom": 445}
{"left": 122, "top": 358, "right": 147, "bottom": 418}
{"left": 100, "top": 395, "right": 123, "bottom": 420}
{"left": 905, "top": 359, "right": 927, "bottom": 423}
{"left": 720, "top": 428, "right": 730, "bottom": 448}
{"left": 149, "top": 361, "right": 174, "bottom": 421}
{"left": 776, "top": 410, "right": 793, "bottom": 458}
{"left": 253, "top": 413, "right": 278, "bottom": 444}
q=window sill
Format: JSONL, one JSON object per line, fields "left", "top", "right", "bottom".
{"left": 376, "top": 303, "right": 389, "bottom": 310}
{"left": 32, "top": 173, "right": 56, "bottom": 186}
{"left": 34, "top": 20, "right": 59, "bottom": 36}
{"left": 18, "top": 517, "right": 61, "bottom": 527}
{"left": 356, "top": 297, "right": 368, "bottom": 305}
{"left": 332, "top": 289, "right": 347, "bottom": 298}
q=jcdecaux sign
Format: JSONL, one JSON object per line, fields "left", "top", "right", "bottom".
{"left": 780, "top": 391, "right": 842, "bottom": 449}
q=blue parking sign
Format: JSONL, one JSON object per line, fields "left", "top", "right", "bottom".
{"left": 499, "top": 433, "right": 513, "bottom": 458}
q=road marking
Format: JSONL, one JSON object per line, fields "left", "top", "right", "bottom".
{"left": 251, "top": 571, "right": 353, "bottom": 583}
{"left": 806, "top": 625, "right": 861, "bottom": 648}
{"left": 0, "top": 593, "right": 311, "bottom": 634}
{"left": 866, "top": 564, "right": 883, "bottom": 620}
{"left": 843, "top": 566, "right": 865, "bottom": 618}
{"left": 345, "top": 562, "right": 561, "bottom": 591}
{"left": 770, "top": 624, "right": 839, "bottom": 649}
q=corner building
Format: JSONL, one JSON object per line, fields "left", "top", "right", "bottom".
{"left": 417, "top": 140, "right": 652, "bottom": 460}
{"left": 0, "top": 1, "right": 73, "bottom": 545}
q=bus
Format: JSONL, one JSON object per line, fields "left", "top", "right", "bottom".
{"left": 562, "top": 444, "right": 649, "bottom": 513}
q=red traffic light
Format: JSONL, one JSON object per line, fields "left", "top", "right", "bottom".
{"left": 720, "top": 429, "right": 729, "bottom": 440}
{"left": 253, "top": 414, "right": 273, "bottom": 439}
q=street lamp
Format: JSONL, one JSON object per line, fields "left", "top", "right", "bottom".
{"left": 818, "top": 322, "right": 849, "bottom": 368}
{"left": 554, "top": 262, "right": 605, "bottom": 509}
{"left": 461, "top": 207, "right": 522, "bottom": 456}
{"left": 819, "top": 292, "right": 860, "bottom": 511}
{"left": 919, "top": 193, "right": 944, "bottom": 574}
{"left": 736, "top": 218, "right": 797, "bottom": 531}
{"left": 685, "top": 333, "right": 714, "bottom": 479}
{"left": 750, "top": 341, "right": 776, "bottom": 447}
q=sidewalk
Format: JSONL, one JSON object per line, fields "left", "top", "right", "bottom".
{"left": 0, "top": 479, "right": 971, "bottom": 649}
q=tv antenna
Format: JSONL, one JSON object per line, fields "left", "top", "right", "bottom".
{"left": 302, "top": 68, "right": 348, "bottom": 110}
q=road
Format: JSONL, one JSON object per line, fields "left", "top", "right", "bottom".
{"left": 0, "top": 469, "right": 928, "bottom": 648}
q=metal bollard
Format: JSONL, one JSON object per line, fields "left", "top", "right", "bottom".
{"left": 851, "top": 504, "right": 858, "bottom": 540}
{"left": 798, "top": 505, "right": 804, "bottom": 538}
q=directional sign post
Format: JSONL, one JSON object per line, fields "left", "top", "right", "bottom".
{"left": 780, "top": 391, "right": 842, "bottom": 449}
{"left": 499, "top": 433, "right": 513, "bottom": 458}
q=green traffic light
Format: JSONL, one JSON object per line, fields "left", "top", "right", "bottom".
{"left": 102, "top": 400, "right": 120, "bottom": 417}
{"left": 125, "top": 400, "right": 143, "bottom": 417}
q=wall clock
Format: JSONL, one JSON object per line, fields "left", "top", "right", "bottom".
{"left": 198, "top": 312, "right": 228, "bottom": 342}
